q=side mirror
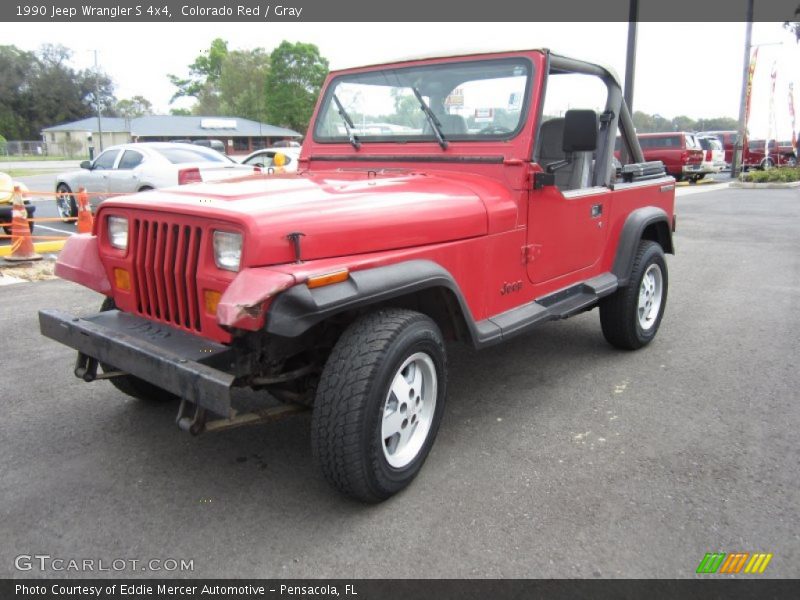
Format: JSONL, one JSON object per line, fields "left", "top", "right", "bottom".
{"left": 563, "top": 109, "right": 598, "bottom": 153}
{"left": 80, "top": 160, "right": 92, "bottom": 170}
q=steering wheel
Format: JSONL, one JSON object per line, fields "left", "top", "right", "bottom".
{"left": 479, "top": 125, "right": 513, "bottom": 135}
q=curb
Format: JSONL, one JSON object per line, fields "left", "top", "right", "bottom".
{"left": 0, "top": 239, "right": 65, "bottom": 258}
{"left": 729, "top": 181, "right": 800, "bottom": 189}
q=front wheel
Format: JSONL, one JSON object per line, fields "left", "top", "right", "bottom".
{"left": 311, "top": 309, "right": 447, "bottom": 503}
{"left": 600, "top": 240, "right": 668, "bottom": 350}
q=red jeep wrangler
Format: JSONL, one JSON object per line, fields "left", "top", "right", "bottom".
{"left": 40, "top": 50, "right": 675, "bottom": 502}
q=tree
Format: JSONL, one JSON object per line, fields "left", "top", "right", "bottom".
{"left": 264, "top": 41, "right": 329, "bottom": 133}
{"left": 168, "top": 39, "right": 271, "bottom": 118}
{"left": 217, "top": 49, "right": 270, "bottom": 120}
{"left": 0, "top": 45, "right": 36, "bottom": 139}
{"left": 168, "top": 38, "right": 228, "bottom": 103}
{"left": 0, "top": 44, "right": 115, "bottom": 140}
{"left": 169, "top": 107, "right": 192, "bottom": 116}
{"left": 115, "top": 96, "right": 153, "bottom": 119}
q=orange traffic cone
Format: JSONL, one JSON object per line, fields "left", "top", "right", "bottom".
{"left": 4, "top": 186, "right": 41, "bottom": 263}
{"left": 76, "top": 187, "right": 93, "bottom": 234}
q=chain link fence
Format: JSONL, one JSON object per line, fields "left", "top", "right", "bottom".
{"left": 0, "top": 140, "right": 88, "bottom": 159}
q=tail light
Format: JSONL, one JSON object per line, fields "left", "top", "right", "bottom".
{"left": 681, "top": 151, "right": 689, "bottom": 163}
{"left": 706, "top": 150, "right": 712, "bottom": 161}
{"left": 178, "top": 168, "right": 202, "bottom": 185}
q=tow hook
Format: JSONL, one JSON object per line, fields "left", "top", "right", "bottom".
{"left": 74, "top": 352, "right": 126, "bottom": 382}
{"left": 176, "top": 399, "right": 208, "bottom": 435}
{"left": 74, "top": 352, "right": 98, "bottom": 382}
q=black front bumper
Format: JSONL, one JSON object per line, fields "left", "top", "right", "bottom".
{"left": 39, "top": 309, "right": 236, "bottom": 417}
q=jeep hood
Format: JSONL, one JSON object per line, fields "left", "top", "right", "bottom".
{"left": 101, "top": 170, "right": 492, "bottom": 266}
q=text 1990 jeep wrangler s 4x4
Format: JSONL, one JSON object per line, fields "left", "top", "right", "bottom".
{"left": 40, "top": 49, "right": 675, "bottom": 502}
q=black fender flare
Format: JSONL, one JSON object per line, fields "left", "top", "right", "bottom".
{"left": 612, "top": 207, "right": 674, "bottom": 286}
{"left": 265, "top": 259, "right": 482, "bottom": 343}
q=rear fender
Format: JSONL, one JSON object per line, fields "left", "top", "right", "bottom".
{"left": 612, "top": 207, "right": 674, "bottom": 286}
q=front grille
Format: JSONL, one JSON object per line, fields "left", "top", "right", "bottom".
{"left": 131, "top": 217, "right": 203, "bottom": 333}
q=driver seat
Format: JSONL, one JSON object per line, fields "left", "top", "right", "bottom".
{"left": 423, "top": 114, "right": 468, "bottom": 136}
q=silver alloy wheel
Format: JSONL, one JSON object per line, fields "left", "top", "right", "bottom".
{"left": 637, "top": 263, "right": 663, "bottom": 331}
{"left": 56, "top": 186, "right": 72, "bottom": 220}
{"left": 381, "top": 352, "right": 437, "bottom": 469}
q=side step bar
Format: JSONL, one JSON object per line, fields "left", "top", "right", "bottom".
{"left": 475, "top": 273, "right": 619, "bottom": 347}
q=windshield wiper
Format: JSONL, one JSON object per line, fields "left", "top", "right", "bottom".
{"left": 412, "top": 87, "right": 448, "bottom": 150}
{"left": 332, "top": 93, "right": 361, "bottom": 150}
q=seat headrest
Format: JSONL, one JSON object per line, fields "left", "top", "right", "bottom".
{"left": 423, "top": 114, "right": 468, "bottom": 136}
{"left": 538, "top": 118, "right": 566, "bottom": 161}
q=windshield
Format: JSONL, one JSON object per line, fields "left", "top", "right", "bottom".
{"left": 313, "top": 57, "right": 533, "bottom": 144}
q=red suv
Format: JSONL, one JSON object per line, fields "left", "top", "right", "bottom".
{"left": 637, "top": 132, "right": 706, "bottom": 182}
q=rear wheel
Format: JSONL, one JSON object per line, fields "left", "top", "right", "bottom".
{"left": 761, "top": 158, "right": 774, "bottom": 170}
{"left": 56, "top": 183, "right": 77, "bottom": 222}
{"left": 600, "top": 240, "right": 668, "bottom": 350}
{"left": 99, "top": 297, "right": 178, "bottom": 404}
{"left": 311, "top": 309, "right": 447, "bottom": 503}
{"left": 2, "top": 207, "right": 35, "bottom": 235}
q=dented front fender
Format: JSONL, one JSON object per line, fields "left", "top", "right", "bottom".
{"left": 216, "top": 268, "right": 296, "bottom": 330}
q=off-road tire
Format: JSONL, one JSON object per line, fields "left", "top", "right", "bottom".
{"left": 600, "top": 240, "right": 668, "bottom": 350}
{"left": 99, "top": 297, "right": 178, "bottom": 403}
{"left": 311, "top": 308, "right": 447, "bottom": 503}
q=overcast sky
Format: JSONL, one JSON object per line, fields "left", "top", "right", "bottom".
{"left": 4, "top": 21, "right": 799, "bottom": 138}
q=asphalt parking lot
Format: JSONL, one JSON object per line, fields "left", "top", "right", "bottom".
{"left": 1, "top": 186, "right": 798, "bottom": 579}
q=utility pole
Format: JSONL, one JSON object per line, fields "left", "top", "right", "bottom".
{"left": 624, "top": 0, "right": 639, "bottom": 112}
{"left": 95, "top": 50, "right": 104, "bottom": 152}
{"left": 732, "top": 0, "right": 754, "bottom": 178}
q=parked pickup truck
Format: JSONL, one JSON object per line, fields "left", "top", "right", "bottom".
{"left": 40, "top": 49, "right": 676, "bottom": 502}
{"left": 637, "top": 132, "right": 706, "bottom": 182}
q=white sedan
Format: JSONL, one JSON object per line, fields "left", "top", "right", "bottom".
{"left": 239, "top": 147, "right": 301, "bottom": 173}
{"left": 54, "top": 142, "right": 257, "bottom": 219}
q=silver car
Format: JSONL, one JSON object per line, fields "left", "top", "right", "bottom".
{"left": 54, "top": 142, "right": 256, "bottom": 219}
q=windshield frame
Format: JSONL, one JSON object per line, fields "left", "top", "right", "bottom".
{"left": 312, "top": 56, "right": 534, "bottom": 146}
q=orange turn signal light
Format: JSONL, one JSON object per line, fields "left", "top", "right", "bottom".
{"left": 307, "top": 269, "right": 349, "bottom": 289}
{"left": 113, "top": 268, "right": 131, "bottom": 291}
{"left": 204, "top": 290, "right": 222, "bottom": 315}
